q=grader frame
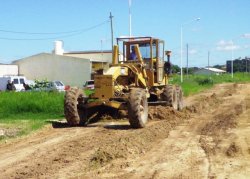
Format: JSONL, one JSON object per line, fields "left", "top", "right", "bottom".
{"left": 64, "top": 36, "right": 183, "bottom": 128}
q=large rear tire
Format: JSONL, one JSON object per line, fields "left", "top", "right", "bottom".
{"left": 64, "top": 87, "right": 87, "bottom": 126}
{"left": 162, "top": 85, "right": 178, "bottom": 110}
{"left": 128, "top": 88, "right": 148, "bottom": 128}
{"left": 176, "top": 86, "right": 184, "bottom": 110}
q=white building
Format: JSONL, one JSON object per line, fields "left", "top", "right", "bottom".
{"left": 11, "top": 41, "right": 113, "bottom": 87}
{"left": 0, "top": 64, "right": 18, "bottom": 76}
{"left": 12, "top": 53, "right": 91, "bottom": 87}
{"left": 53, "top": 40, "right": 112, "bottom": 73}
{"left": 194, "top": 67, "right": 226, "bottom": 75}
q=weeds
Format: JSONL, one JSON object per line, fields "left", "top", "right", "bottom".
{"left": 195, "top": 77, "right": 214, "bottom": 85}
{"left": 171, "top": 72, "right": 250, "bottom": 96}
{"left": 0, "top": 91, "right": 64, "bottom": 140}
{"left": 0, "top": 91, "right": 64, "bottom": 119}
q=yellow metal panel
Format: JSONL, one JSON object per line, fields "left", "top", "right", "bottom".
{"left": 85, "top": 100, "right": 123, "bottom": 110}
{"left": 92, "top": 62, "right": 105, "bottom": 71}
{"left": 112, "top": 45, "right": 118, "bottom": 64}
{"left": 106, "top": 101, "right": 122, "bottom": 109}
{"left": 146, "top": 70, "right": 154, "bottom": 87}
{"left": 94, "top": 75, "right": 114, "bottom": 100}
{"left": 105, "top": 66, "right": 128, "bottom": 80}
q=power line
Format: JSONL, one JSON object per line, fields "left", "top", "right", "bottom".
{"left": 0, "top": 20, "right": 109, "bottom": 41}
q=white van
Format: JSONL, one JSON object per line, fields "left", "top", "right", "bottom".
{"left": 83, "top": 80, "right": 94, "bottom": 90}
{"left": 0, "top": 76, "right": 27, "bottom": 91}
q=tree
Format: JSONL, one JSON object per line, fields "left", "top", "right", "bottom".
{"left": 171, "top": 64, "right": 180, "bottom": 74}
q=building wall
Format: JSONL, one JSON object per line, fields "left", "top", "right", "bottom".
{"left": 0, "top": 65, "right": 18, "bottom": 76}
{"left": 64, "top": 52, "right": 112, "bottom": 63}
{"left": 13, "top": 53, "right": 91, "bottom": 87}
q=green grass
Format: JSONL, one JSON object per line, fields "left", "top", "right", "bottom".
{"left": 170, "top": 72, "right": 250, "bottom": 96}
{"left": 85, "top": 89, "right": 94, "bottom": 96}
{"left": 0, "top": 91, "right": 64, "bottom": 140}
{"left": 0, "top": 91, "right": 64, "bottom": 119}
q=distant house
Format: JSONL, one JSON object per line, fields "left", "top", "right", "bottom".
{"left": 194, "top": 67, "right": 226, "bottom": 75}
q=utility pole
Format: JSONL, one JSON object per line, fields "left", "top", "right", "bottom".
{"left": 186, "top": 43, "right": 189, "bottom": 77}
{"left": 208, "top": 51, "right": 211, "bottom": 76}
{"left": 246, "top": 58, "right": 248, "bottom": 73}
{"left": 109, "top": 12, "right": 114, "bottom": 51}
{"left": 208, "top": 51, "right": 210, "bottom": 68}
{"left": 129, "top": 0, "right": 132, "bottom": 36}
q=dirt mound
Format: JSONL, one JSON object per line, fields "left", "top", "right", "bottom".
{"left": 223, "top": 83, "right": 238, "bottom": 97}
{"left": 185, "top": 93, "right": 221, "bottom": 114}
{"left": 199, "top": 135, "right": 216, "bottom": 155}
{"left": 245, "top": 96, "right": 250, "bottom": 109}
{"left": 226, "top": 142, "right": 241, "bottom": 157}
{"left": 201, "top": 113, "right": 237, "bottom": 136}
{"left": 148, "top": 106, "right": 189, "bottom": 120}
{"left": 89, "top": 120, "right": 174, "bottom": 168}
{"left": 0, "top": 127, "right": 21, "bottom": 139}
{"left": 198, "top": 91, "right": 245, "bottom": 159}
{"left": 199, "top": 111, "right": 240, "bottom": 157}
{"left": 89, "top": 107, "right": 190, "bottom": 169}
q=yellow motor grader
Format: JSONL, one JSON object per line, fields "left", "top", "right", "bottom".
{"left": 64, "top": 36, "right": 183, "bottom": 128}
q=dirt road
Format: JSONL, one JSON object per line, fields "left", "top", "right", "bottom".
{"left": 0, "top": 83, "right": 249, "bottom": 179}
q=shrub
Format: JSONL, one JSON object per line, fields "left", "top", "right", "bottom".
{"left": 195, "top": 77, "right": 214, "bottom": 85}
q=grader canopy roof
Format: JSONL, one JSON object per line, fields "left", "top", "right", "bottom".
{"left": 116, "top": 36, "right": 164, "bottom": 61}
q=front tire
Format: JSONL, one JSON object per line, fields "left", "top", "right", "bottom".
{"left": 176, "top": 86, "right": 184, "bottom": 110}
{"left": 162, "top": 85, "right": 178, "bottom": 110}
{"left": 128, "top": 88, "right": 148, "bottom": 128}
{"left": 64, "top": 87, "right": 87, "bottom": 126}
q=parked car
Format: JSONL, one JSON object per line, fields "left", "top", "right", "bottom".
{"left": 48, "top": 81, "right": 65, "bottom": 92}
{"left": 83, "top": 80, "right": 94, "bottom": 90}
{"left": 32, "top": 80, "right": 65, "bottom": 92}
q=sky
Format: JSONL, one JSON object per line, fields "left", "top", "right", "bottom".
{"left": 0, "top": 0, "right": 250, "bottom": 67}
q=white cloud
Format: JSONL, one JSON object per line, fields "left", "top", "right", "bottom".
{"left": 191, "top": 27, "right": 201, "bottom": 32}
{"left": 242, "top": 33, "right": 250, "bottom": 39}
{"left": 216, "top": 40, "right": 240, "bottom": 51}
{"left": 243, "top": 44, "right": 250, "bottom": 49}
{"left": 189, "top": 49, "right": 198, "bottom": 55}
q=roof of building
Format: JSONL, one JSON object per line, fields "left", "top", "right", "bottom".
{"left": 12, "top": 52, "right": 110, "bottom": 64}
{"left": 12, "top": 53, "right": 91, "bottom": 64}
{"left": 64, "top": 50, "right": 112, "bottom": 55}
{"left": 204, "top": 67, "right": 226, "bottom": 73}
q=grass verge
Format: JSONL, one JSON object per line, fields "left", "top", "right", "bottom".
{"left": 171, "top": 72, "right": 250, "bottom": 96}
{"left": 0, "top": 91, "right": 64, "bottom": 141}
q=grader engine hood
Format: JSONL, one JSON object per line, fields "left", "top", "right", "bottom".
{"left": 93, "top": 66, "right": 128, "bottom": 100}
{"left": 94, "top": 75, "right": 114, "bottom": 100}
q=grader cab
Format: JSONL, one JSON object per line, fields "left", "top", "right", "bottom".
{"left": 64, "top": 36, "right": 183, "bottom": 128}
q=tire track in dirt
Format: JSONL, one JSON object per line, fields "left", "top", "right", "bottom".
{"left": 79, "top": 83, "right": 250, "bottom": 179}
{"left": 78, "top": 83, "right": 242, "bottom": 178}
{"left": 0, "top": 108, "right": 190, "bottom": 178}
{"left": 199, "top": 83, "right": 250, "bottom": 178}
{"left": 0, "top": 127, "right": 99, "bottom": 178}
{"left": 0, "top": 83, "right": 249, "bottom": 179}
